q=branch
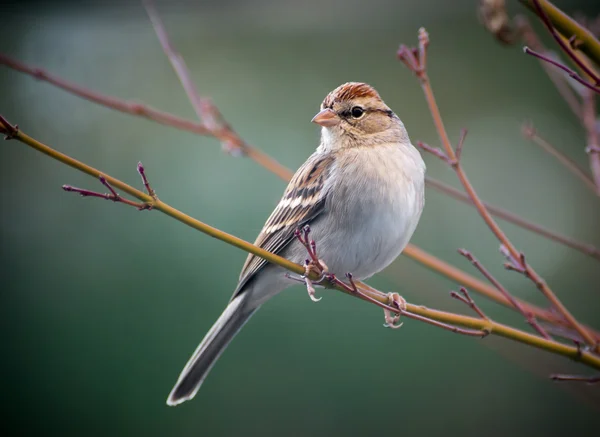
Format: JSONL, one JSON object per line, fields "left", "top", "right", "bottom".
{"left": 529, "top": 0, "right": 600, "bottom": 86}
{"left": 520, "top": 0, "right": 600, "bottom": 67}
{"left": 523, "top": 46, "right": 600, "bottom": 95}
{"left": 0, "top": 54, "right": 293, "bottom": 182}
{"left": 5, "top": 117, "right": 599, "bottom": 370}
{"left": 521, "top": 122, "right": 597, "bottom": 194}
{"left": 399, "top": 29, "right": 598, "bottom": 352}
{"left": 426, "top": 176, "right": 600, "bottom": 258}
{"left": 516, "top": 15, "right": 582, "bottom": 119}
{"left": 458, "top": 249, "right": 551, "bottom": 339}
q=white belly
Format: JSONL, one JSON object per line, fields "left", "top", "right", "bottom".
{"left": 287, "top": 143, "right": 425, "bottom": 280}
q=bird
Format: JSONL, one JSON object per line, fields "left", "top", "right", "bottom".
{"left": 166, "top": 82, "right": 426, "bottom": 406}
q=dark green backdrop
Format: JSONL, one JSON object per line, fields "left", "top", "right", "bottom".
{"left": 1, "top": 0, "right": 599, "bottom": 436}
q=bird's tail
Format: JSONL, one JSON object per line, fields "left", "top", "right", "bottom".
{"left": 166, "top": 292, "right": 257, "bottom": 406}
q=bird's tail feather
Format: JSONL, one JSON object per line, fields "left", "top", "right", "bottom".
{"left": 166, "top": 292, "right": 257, "bottom": 406}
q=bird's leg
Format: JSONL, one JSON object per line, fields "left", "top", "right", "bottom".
{"left": 383, "top": 293, "right": 407, "bottom": 329}
{"left": 294, "top": 225, "right": 329, "bottom": 302}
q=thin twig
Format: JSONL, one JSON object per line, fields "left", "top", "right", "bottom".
{"left": 399, "top": 29, "right": 599, "bottom": 351}
{"left": 522, "top": 122, "right": 597, "bottom": 194}
{"left": 62, "top": 163, "right": 157, "bottom": 210}
{"left": 425, "top": 176, "right": 600, "bottom": 259}
{"left": 450, "top": 287, "right": 489, "bottom": 320}
{"left": 523, "top": 46, "right": 600, "bottom": 94}
{"left": 0, "top": 53, "right": 293, "bottom": 181}
{"left": 530, "top": 0, "right": 600, "bottom": 86}
{"left": 516, "top": 15, "right": 582, "bottom": 119}
{"left": 458, "top": 249, "right": 551, "bottom": 339}
{"left": 144, "top": 0, "right": 246, "bottom": 157}
{"left": 550, "top": 374, "right": 600, "bottom": 384}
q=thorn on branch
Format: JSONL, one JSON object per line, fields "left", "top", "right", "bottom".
{"left": 62, "top": 162, "right": 157, "bottom": 211}
{"left": 550, "top": 374, "right": 600, "bottom": 384}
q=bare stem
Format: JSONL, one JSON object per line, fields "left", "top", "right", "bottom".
{"left": 399, "top": 29, "right": 598, "bottom": 351}
{"left": 458, "top": 249, "right": 551, "bottom": 340}
{"left": 450, "top": 287, "right": 489, "bottom": 320}
{"left": 523, "top": 46, "right": 600, "bottom": 94}
{"left": 522, "top": 122, "right": 597, "bottom": 194}
{"left": 517, "top": 15, "right": 582, "bottom": 119}
{"left": 530, "top": 0, "right": 600, "bottom": 86}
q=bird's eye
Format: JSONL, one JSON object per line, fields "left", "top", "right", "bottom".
{"left": 351, "top": 106, "right": 364, "bottom": 118}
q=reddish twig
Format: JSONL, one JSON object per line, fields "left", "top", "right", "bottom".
{"left": 531, "top": 0, "right": 600, "bottom": 86}
{"left": 523, "top": 46, "right": 600, "bottom": 94}
{"left": 516, "top": 16, "right": 583, "bottom": 119}
{"left": 550, "top": 374, "right": 600, "bottom": 384}
{"left": 62, "top": 163, "right": 157, "bottom": 211}
{"left": 144, "top": 0, "right": 245, "bottom": 156}
{"left": 450, "top": 287, "right": 489, "bottom": 321}
{"left": 399, "top": 29, "right": 598, "bottom": 351}
{"left": 522, "top": 122, "right": 597, "bottom": 194}
{"left": 425, "top": 176, "right": 600, "bottom": 259}
{"left": 459, "top": 248, "right": 551, "bottom": 340}
{"left": 0, "top": 53, "right": 294, "bottom": 182}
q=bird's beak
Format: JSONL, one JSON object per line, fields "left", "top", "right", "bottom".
{"left": 311, "top": 108, "right": 341, "bottom": 127}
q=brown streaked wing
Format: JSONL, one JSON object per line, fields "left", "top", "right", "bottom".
{"left": 231, "top": 153, "right": 335, "bottom": 300}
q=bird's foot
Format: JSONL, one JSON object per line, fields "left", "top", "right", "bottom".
{"left": 295, "top": 224, "right": 329, "bottom": 302}
{"left": 384, "top": 293, "right": 406, "bottom": 329}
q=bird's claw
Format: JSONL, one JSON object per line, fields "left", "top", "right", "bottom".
{"left": 383, "top": 292, "right": 406, "bottom": 329}
{"left": 302, "top": 258, "right": 328, "bottom": 302}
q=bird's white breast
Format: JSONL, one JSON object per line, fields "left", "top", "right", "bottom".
{"left": 308, "top": 143, "right": 425, "bottom": 280}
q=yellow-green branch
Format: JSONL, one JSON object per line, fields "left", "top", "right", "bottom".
{"left": 520, "top": 0, "right": 600, "bottom": 66}
{"left": 2, "top": 119, "right": 599, "bottom": 371}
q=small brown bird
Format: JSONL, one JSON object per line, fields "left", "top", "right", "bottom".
{"left": 167, "top": 82, "right": 426, "bottom": 406}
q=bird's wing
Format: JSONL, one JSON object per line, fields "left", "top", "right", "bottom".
{"left": 232, "top": 152, "right": 335, "bottom": 299}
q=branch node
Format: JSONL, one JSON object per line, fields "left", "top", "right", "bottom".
{"left": 416, "top": 141, "right": 454, "bottom": 165}
{"left": 0, "top": 115, "right": 19, "bottom": 140}
{"left": 450, "top": 286, "right": 489, "bottom": 321}
{"left": 63, "top": 165, "right": 155, "bottom": 211}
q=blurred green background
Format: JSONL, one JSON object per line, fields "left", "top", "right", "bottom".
{"left": 2, "top": 0, "right": 600, "bottom": 436}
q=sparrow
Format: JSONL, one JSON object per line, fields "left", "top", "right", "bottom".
{"left": 167, "top": 82, "right": 426, "bottom": 406}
